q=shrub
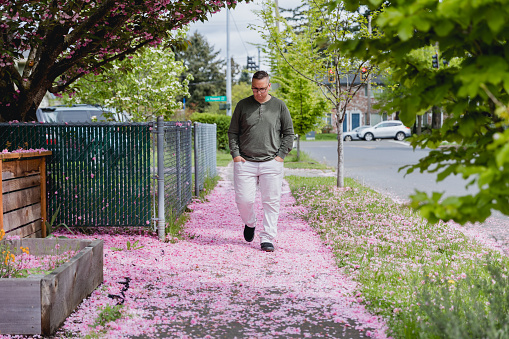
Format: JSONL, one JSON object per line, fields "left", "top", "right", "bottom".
{"left": 190, "top": 113, "right": 231, "bottom": 151}
{"left": 321, "top": 124, "right": 334, "bottom": 133}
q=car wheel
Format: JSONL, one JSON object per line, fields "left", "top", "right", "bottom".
{"left": 395, "top": 132, "right": 405, "bottom": 141}
{"left": 344, "top": 135, "right": 352, "bottom": 141}
{"left": 364, "top": 132, "right": 374, "bottom": 141}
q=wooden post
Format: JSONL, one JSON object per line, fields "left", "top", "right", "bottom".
{"left": 40, "top": 157, "right": 47, "bottom": 238}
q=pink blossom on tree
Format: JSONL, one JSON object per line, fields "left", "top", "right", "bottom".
{"left": 0, "top": 0, "right": 248, "bottom": 122}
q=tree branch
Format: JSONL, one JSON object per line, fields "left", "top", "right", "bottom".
{"left": 63, "top": 0, "right": 119, "bottom": 50}
{"left": 49, "top": 39, "right": 153, "bottom": 92}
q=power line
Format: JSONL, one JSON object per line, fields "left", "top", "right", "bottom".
{"left": 229, "top": 10, "right": 250, "bottom": 56}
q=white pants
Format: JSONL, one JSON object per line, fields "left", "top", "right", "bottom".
{"left": 233, "top": 159, "right": 284, "bottom": 243}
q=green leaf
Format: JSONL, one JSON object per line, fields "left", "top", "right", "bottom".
{"left": 413, "top": 17, "right": 431, "bottom": 32}
{"left": 434, "top": 20, "right": 454, "bottom": 37}
{"left": 486, "top": 8, "right": 505, "bottom": 34}
{"left": 495, "top": 143, "right": 509, "bottom": 168}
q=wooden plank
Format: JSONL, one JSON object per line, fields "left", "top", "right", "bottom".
{"left": 2, "top": 174, "right": 41, "bottom": 194}
{"left": 0, "top": 278, "right": 42, "bottom": 335}
{"left": 3, "top": 238, "right": 91, "bottom": 256}
{"left": 41, "top": 240, "right": 103, "bottom": 335}
{"left": 4, "top": 220, "right": 42, "bottom": 238}
{"left": 3, "top": 186, "right": 41, "bottom": 213}
{"left": 3, "top": 204, "right": 41, "bottom": 232}
{"left": 0, "top": 151, "right": 52, "bottom": 160}
{"left": 1, "top": 159, "right": 41, "bottom": 180}
{"left": 40, "top": 157, "right": 47, "bottom": 238}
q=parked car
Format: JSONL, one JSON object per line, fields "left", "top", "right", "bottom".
{"left": 343, "top": 125, "right": 371, "bottom": 141}
{"left": 36, "top": 104, "right": 128, "bottom": 123}
{"left": 358, "top": 120, "right": 411, "bottom": 141}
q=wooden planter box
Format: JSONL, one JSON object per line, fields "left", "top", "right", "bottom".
{"left": 1, "top": 151, "right": 52, "bottom": 238}
{"left": 0, "top": 238, "right": 103, "bottom": 335}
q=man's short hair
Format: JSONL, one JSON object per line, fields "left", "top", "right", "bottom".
{"left": 252, "top": 70, "right": 270, "bottom": 81}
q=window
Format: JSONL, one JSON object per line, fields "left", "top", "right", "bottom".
{"left": 325, "top": 113, "right": 332, "bottom": 125}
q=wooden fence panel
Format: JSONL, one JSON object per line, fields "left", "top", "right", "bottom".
{"left": 1, "top": 152, "right": 51, "bottom": 237}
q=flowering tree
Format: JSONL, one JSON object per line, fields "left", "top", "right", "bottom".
{"left": 0, "top": 0, "right": 247, "bottom": 122}
{"left": 62, "top": 36, "right": 192, "bottom": 121}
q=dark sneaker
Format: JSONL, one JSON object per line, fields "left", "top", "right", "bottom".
{"left": 243, "top": 225, "right": 255, "bottom": 242}
{"left": 261, "top": 242, "right": 274, "bottom": 252}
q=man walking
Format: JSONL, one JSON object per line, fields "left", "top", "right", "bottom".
{"left": 228, "top": 70, "right": 294, "bottom": 252}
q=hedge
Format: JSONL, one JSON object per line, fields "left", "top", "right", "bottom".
{"left": 190, "top": 113, "right": 231, "bottom": 151}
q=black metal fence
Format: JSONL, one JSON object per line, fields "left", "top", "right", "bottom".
{"left": 0, "top": 121, "right": 217, "bottom": 233}
{"left": 0, "top": 123, "right": 151, "bottom": 227}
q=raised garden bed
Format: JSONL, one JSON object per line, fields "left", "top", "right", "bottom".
{"left": 0, "top": 238, "right": 103, "bottom": 335}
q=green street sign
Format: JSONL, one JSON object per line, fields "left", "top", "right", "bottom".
{"left": 205, "top": 96, "right": 227, "bottom": 102}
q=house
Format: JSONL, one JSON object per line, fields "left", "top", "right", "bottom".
{"left": 324, "top": 73, "right": 395, "bottom": 133}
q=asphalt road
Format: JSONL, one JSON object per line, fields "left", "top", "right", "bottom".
{"left": 300, "top": 139, "right": 476, "bottom": 202}
{"left": 299, "top": 139, "right": 509, "bottom": 247}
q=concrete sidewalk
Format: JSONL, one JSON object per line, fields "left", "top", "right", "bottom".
{"left": 133, "top": 164, "right": 387, "bottom": 338}
{"left": 54, "top": 164, "right": 387, "bottom": 338}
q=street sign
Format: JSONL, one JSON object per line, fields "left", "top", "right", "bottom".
{"left": 205, "top": 96, "right": 227, "bottom": 102}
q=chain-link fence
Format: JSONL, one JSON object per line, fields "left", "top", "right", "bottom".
{"left": 0, "top": 123, "right": 152, "bottom": 227}
{"left": 1, "top": 120, "right": 217, "bottom": 238}
{"left": 193, "top": 122, "right": 217, "bottom": 195}
{"left": 150, "top": 121, "right": 193, "bottom": 225}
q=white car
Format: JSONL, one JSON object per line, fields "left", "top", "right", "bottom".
{"left": 358, "top": 121, "right": 411, "bottom": 141}
{"left": 343, "top": 125, "right": 371, "bottom": 141}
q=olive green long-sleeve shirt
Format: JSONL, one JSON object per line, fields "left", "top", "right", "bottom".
{"left": 228, "top": 95, "right": 294, "bottom": 162}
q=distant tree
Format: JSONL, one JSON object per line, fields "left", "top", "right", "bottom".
{"left": 0, "top": 1, "right": 246, "bottom": 121}
{"left": 272, "top": 59, "right": 330, "bottom": 160}
{"left": 232, "top": 82, "right": 253, "bottom": 108}
{"left": 238, "top": 68, "right": 253, "bottom": 85}
{"left": 62, "top": 37, "right": 191, "bottom": 122}
{"left": 175, "top": 32, "right": 226, "bottom": 113}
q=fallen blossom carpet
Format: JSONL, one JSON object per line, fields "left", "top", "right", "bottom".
{"left": 49, "top": 168, "right": 389, "bottom": 338}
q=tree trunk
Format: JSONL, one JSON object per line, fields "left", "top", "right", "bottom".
{"left": 431, "top": 105, "right": 441, "bottom": 129}
{"left": 417, "top": 115, "right": 422, "bottom": 135}
{"left": 336, "top": 118, "right": 344, "bottom": 188}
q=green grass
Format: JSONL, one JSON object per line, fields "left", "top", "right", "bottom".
{"left": 304, "top": 133, "right": 338, "bottom": 141}
{"left": 284, "top": 149, "right": 332, "bottom": 170}
{"left": 216, "top": 149, "right": 332, "bottom": 171}
{"left": 217, "top": 150, "right": 233, "bottom": 167}
{"left": 285, "top": 176, "right": 509, "bottom": 339}
{"left": 84, "top": 304, "right": 126, "bottom": 339}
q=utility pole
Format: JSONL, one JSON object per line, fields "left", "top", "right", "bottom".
{"left": 275, "top": 0, "right": 280, "bottom": 33}
{"left": 258, "top": 47, "right": 261, "bottom": 70}
{"left": 366, "top": 15, "right": 372, "bottom": 126}
{"left": 226, "top": 7, "right": 232, "bottom": 116}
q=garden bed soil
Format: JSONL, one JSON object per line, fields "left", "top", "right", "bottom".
{"left": 0, "top": 238, "right": 103, "bottom": 335}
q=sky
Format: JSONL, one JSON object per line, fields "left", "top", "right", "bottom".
{"left": 187, "top": 0, "right": 302, "bottom": 75}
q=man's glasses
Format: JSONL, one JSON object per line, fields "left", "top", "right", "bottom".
{"left": 252, "top": 86, "right": 269, "bottom": 93}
